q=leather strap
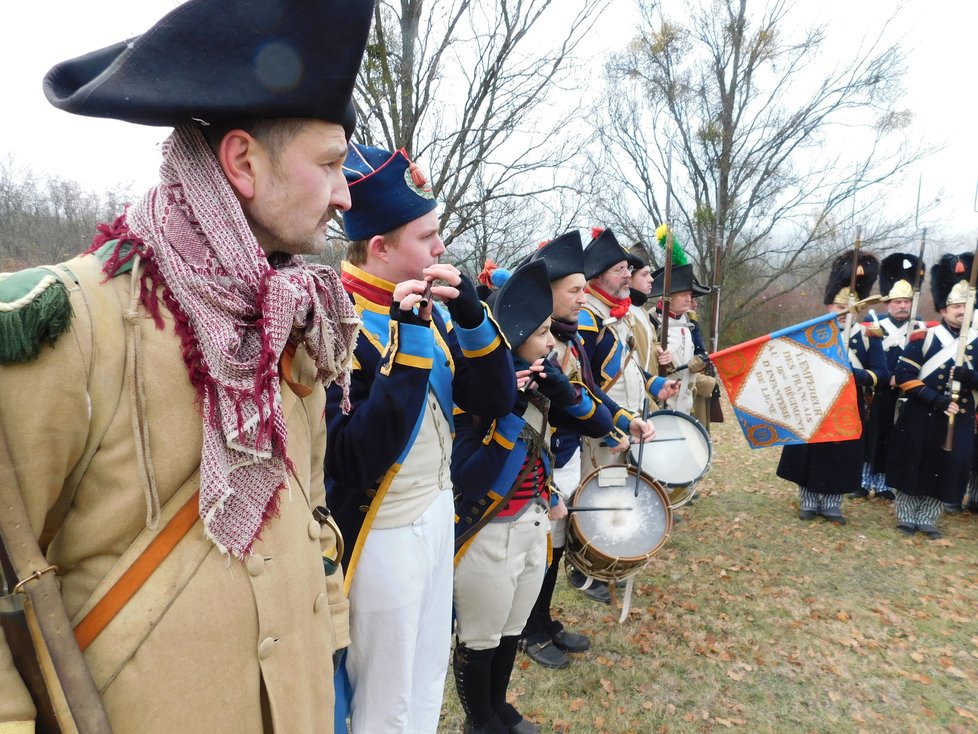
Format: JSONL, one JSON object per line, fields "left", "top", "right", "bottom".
{"left": 73, "top": 490, "right": 200, "bottom": 652}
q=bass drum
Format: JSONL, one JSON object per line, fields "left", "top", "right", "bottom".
{"left": 630, "top": 409, "right": 712, "bottom": 509}
{"left": 565, "top": 465, "right": 671, "bottom": 583}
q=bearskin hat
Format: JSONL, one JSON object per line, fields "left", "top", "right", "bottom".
{"left": 879, "top": 253, "right": 925, "bottom": 301}
{"left": 931, "top": 252, "right": 973, "bottom": 311}
{"left": 823, "top": 249, "right": 879, "bottom": 305}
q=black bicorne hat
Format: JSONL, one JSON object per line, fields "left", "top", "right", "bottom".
{"left": 628, "top": 242, "right": 651, "bottom": 269}
{"left": 931, "top": 252, "right": 973, "bottom": 310}
{"left": 43, "top": 0, "right": 374, "bottom": 135}
{"left": 879, "top": 252, "right": 925, "bottom": 301}
{"left": 583, "top": 227, "right": 630, "bottom": 280}
{"left": 531, "top": 230, "right": 585, "bottom": 282}
{"left": 648, "top": 264, "right": 712, "bottom": 298}
{"left": 823, "top": 249, "right": 879, "bottom": 305}
{"left": 489, "top": 260, "right": 553, "bottom": 351}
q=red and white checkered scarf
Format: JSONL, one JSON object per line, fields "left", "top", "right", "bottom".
{"left": 107, "top": 125, "right": 358, "bottom": 558}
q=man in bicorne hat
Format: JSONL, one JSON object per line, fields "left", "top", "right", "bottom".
{"left": 855, "top": 253, "right": 928, "bottom": 501}
{"left": 325, "top": 143, "right": 515, "bottom": 733}
{"left": 886, "top": 252, "right": 978, "bottom": 538}
{"left": 578, "top": 227, "right": 679, "bottom": 470}
{"left": 0, "top": 1, "right": 374, "bottom": 731}
{"left": 777, "top": 250, "right": 887, "bottom": 526}
{"left": 648, "top": 225, "right": 714, "bottom": 419}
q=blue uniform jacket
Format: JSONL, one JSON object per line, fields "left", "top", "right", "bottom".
{"left": 549, "top": 330, "right": 633, "bottom": 468}
{"left": 452, "top": 381, "right": 616, "bottom": 556}
{"left": 325, "top": 264, "right": 515, "bottom": 590}
{"left": 886, "top": 322, "right": 978, "bottom": 501}
{"left": 577, "top": 306, "right": 669, "bottom": 400}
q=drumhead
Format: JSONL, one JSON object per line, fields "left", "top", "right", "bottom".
{"left": 630, "top": 409, "right": 711, "bottom": 486}
{"left": 570, "top": 466, "right": 670, "bottom": 560}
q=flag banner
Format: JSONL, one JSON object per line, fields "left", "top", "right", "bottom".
{"left": 710, "top": 313, "right": 862, "bottom": 449}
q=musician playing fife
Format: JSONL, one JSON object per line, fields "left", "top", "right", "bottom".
{"left": 326, "top": 143, "right": 516, "bottom": 733}
{"left": 777, "top": 250, "right": 887, "bottom": 525}
{"left": 452, "top": 260, "right": 619, "bottom": 734}
{"left": 885, "top": 252, "right": 978, "bottom": 538}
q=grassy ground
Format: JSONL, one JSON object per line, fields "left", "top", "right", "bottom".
{"left": 439, "top": 408, "right": 978, "bottom": 733}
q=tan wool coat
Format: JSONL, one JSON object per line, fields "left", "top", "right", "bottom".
{"left": 0, "top": 253, "right": 349, "bottom": 734}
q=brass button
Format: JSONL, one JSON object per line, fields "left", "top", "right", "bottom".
{"left": 258, "top": 637, "right": 277, "bottom": 660}
{"left": 359, "top": 505, "right": 370, "bottom": 513}
{"left": 246, "top": 555, "right": 265, "bottom": 577}
{"left": 313, "top": 592, "right": 327, "bottom": 613}
{"left": 308, "top": 520, "right": 321, "bottom": 540}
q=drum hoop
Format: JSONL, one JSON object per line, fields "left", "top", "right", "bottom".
{"left": 568, "top": 466, "right": 672, "bottom": 563}
{"left": 629, "top": 410, "right": 713, "bottom": 486}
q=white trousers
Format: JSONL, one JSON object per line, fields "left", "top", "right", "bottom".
{"left": 454, "top": 503, "right": 549, "bottom": 649}
{"left": 347, "top": 489, "right": 454, "bottom": 734}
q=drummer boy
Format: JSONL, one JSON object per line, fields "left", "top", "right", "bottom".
{"left": 451, "top": 259, "right": 620, "bottom": 733}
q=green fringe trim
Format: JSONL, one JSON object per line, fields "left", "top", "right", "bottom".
{"left": 0, "top": 280, "right": 73, "bottom": 364}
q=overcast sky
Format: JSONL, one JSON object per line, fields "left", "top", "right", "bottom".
{"left": 4, "top": 0, "right": 977, "bottom": 245}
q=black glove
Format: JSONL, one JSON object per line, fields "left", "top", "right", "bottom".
{"left": 390, "top": 300, "right": 430, "bottom": 327}
{"left": 513, "top": 390, "right": 530, "bottom": 417}
{"left": 931, "top": 393, "right": 952, "bottom": 413}
{"left": 534, "top": 361, "right": 578, "bottom": 406}
{"left": 855, "top": 370, "right": 874, "bottom": 388}
{"left": 954, "top": 366, "right": 978, "bottom": 388}
{"left": 446, "top": 273, "right": 485, "bottom": 329}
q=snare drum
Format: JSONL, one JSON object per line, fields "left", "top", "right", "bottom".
{"left": 565, "top": 465, "right": 671, "bottom": 583}
{"left": 630, "top": 409, "right": 712, "bottom": 508}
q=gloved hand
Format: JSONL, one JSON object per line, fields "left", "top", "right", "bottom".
{"left": 513, "top": 390, "right": 530, "bottom": 417}
{"left": 855, "top": 370, "right": 875, "bottom": 387}
{"left": 534, "top": 361, "right": 578, "bottom": 406}
{"left": 931, "top": 393, "right": 952, "bottom": 413}
{"left": 446, "top": 273, "right": 485, "bottom": 329}
{"left": 953, "top": 365, "right": 978, "bottom": 388}
{"left": 389, "top": 300, "right": 430, "bottom": 327}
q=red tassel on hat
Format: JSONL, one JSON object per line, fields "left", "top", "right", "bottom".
{"left": 956, "top": 259, "right": 966, "bottom": 274}
{"left": 408, "top": 161, "right": 428, "bottom": 188}
{"left": 478, "top": 259, "right": 498, "bottom": 286}
{"left": 537, "top": 239, "right": 551, "bottom": 249}
{"left": 591, "top": 226, "right": 605, "bottom": 240}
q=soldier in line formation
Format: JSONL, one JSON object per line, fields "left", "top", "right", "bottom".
{"left": 777, "top": 247, "right": 978, "bottom": 542}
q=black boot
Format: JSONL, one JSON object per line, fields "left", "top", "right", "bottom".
{"left": 454, "top": 642, "right": 508, "bottom": 734}
{"left": 492, "top": 636, "right": 539, "bottom": 734}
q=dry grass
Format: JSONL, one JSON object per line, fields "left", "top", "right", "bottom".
{"left": 439, "top": 410, "right": 978, "bottom": 733}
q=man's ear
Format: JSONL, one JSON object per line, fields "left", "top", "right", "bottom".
{"left": 367, "top": 235, "right": 389, "bottom": 263}
{"left": 217, "top": 129, "right": 262, "bottom": 199}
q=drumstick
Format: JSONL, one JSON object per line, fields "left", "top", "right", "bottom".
{"left": 565, "top": 506, "right": 634, "bottom": 513}
{"left": 634, "top": 398, "right": 649, "bottom": 497}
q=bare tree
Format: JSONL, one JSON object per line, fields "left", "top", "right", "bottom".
{"left": 353, "top": 0, "right": 609, "bottom": 274}
{"left": 588, "top": 0, "right": 931, "bottom": 346}
{"left": 0, "top": 156, "right": 132, "bottom": 270}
